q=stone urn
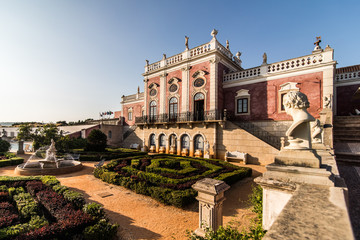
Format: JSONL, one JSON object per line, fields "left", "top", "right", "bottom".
{"left": 181, "top": 148, "right": 189, "bottom": 156}
{"left": 169, "top": 146, "right": 176, "bottom": 154}
{"left": 149, "top": 145, "right": 156, "bottom": 153}
{"left": 159, "top": 146, "right": 166, "bottom": 154}
{"left": 195, "top": 149, "right": 203, "bottom": 158}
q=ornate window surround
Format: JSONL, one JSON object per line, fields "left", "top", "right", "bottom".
{"left": 278, "top": 82, "right": 299, "bottom": 112}
{"left": 192, "top": 89, "right": 207, "bottom": 112}
{"left": 127, "top": 107, "right": 133, "bottom": 120}
{"left": 192, "top": 70, "right": 207, "bottom": 89}
{"left": 148, "top": 82, "right": 159, "bottom": 99}
{"left": 168, "top": 77, "right": 181, "bottom": 95}
{"left": 235, "top": 89, "right": 250, "bottom": 116}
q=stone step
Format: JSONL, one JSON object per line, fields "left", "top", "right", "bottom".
{"left": 333, "top": 130, "right": 360, "bottom": 135}
{"left": 334, "top": 138, "right": 360, "bottom": 142}
{"left": 335, "top": 152, "right": 360, "bottom": 160}
{"left": 335, "top": 158, "right": 360, "bottom": 166}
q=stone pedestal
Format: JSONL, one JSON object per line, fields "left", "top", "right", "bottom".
{"left": 192, "top": 178, "right": 230, "bottom": 237}
{"left": 274, "top": 149, "right": 321, "bottom": 168}
{"left": 169, "top": 146, "right": 176, "bottom": 154}
{"left": 319, "top": 108, "right": 333, "bottom": 149}
{"left": 17, "top": 141, "right": 24, "bottom": 154}
{"left": 149, "top": 145, "right": 156, "bottom": 153}
{"left": 194, "top": 149, "right": 203, "bottom": 158}
{"left": 181, "top": 148, "right": 188, "bottom": 156}
{"left": 159, "top": 146, "right": 165, "bottom": 154}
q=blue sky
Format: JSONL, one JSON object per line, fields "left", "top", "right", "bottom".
{"left": 0, "top": 0, "right": 359, "bottom": 122}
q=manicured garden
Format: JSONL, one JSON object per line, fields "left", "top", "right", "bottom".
{"left": 94, "top": 154, "right": 252, "bottom": 208}
{"left": 0, "top": 152, "right": 24, "bottom": 168}
{"left": 0, "top": 176, "right": 118, "bottom": 240}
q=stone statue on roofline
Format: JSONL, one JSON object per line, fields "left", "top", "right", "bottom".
{"left": 226, "top": 40, "right": 229, "bottom": 50}
{"left": 262, "top": 52, "right": 267, "bottom": 65}
{"left": 185, "top": 36, "right": 189, "bottom": 50}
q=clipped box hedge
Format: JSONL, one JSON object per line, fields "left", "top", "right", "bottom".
{"left": 0, "top": 157, "right": 24, "bottom": 168}
{"left": 94, "top": 155, "right": 252, "bottom": 208}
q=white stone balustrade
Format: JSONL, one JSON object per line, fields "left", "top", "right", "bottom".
{"left": 190, "top": 43, "right": 212, "bottom": 57}
{"left": 216, "top": 42, "right": 233, "bottom": 59}
{"left": 336, "top": 71, "right": 360, "bottom": 82}
{"left": 267, "top": 54, "right": 324, "bottom": 73}
{"left": 223, "top": 67, "right": 262, "bottom": 82}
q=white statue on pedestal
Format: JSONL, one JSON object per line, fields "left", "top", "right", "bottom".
{"left": 283, "top": 91, "right": 315, "bottom": 149}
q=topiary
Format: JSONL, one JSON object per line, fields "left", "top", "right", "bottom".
{"left": 0, "top": 139, "right": 11, "bottom": 153}
{"left": 86, "top": 130, "right": 107, "bottom": 152}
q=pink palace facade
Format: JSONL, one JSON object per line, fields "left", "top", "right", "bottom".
{"left": 118, "top": 30, "right": 360, "bottom": 164}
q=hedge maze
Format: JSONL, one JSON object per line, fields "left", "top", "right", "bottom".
{"left": 94, "top": 155, "right": 252, "bottom": 208}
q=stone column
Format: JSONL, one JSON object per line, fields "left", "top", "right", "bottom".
{"left": 181, "top": 66, "right": 191, "bottom": 113}
{"left": 192, "top": 178, "right": 230, "bottom": 237}
{"left": 189, "top": 139, "right": 194, "bottom": 157}
{"left": 209, "top": 57, "right": 219, "bottom": 111}
{"left": 159, "top": 73, "right": 167, "bottom": 115}
{"left": 17, "top": 141, "right": 24, "bottom": 154}
{"left": 177, "top": 138, "right": 181, "bottom": 155}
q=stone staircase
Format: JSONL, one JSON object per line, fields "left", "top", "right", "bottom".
{"left": 334, "top": 116, "right": 360, "bottom": 164}
{"left": 231, "top": 120, "right": 282, "bottom": 150}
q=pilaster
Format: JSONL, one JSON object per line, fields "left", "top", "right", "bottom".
{"left": 182, "top": 66, "right": 191, "bottom": 112}
{"left": 209, "top": 57, "right": 220, "bottom": 111}
{"left": 159, "top": 72, "right": 167, "bottom": 114}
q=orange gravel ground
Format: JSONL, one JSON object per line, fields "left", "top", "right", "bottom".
{"left": 0, "top": 153, "right": 265, "bottom": 240}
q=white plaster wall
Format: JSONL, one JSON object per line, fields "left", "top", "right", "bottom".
{"left": 263, "top": 187, "right": 292, "bottom": 230}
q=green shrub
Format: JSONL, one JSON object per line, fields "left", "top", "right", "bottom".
{"left": 86, "top": 129, "right": 107, "bottom": 152}
{"left": 83, "top": 203, "right": 105, "bottom": 221}
{"left": 83, "top": 219, "right": 118, "bottom": 240}
{"left": 8, "top": 187, "right": 25, "bottom": 198}
{"left": 41, "top": 175, "right": 60, "bottom": 187}
{"left": 13, "top": 192, "right": 39, "bottom": 219}
{"left": 0, "top": 215, "right": 48, "bottom": 239}
{"left": 63, "top": 190, "right": 85, "bottom": 209}
{"left": 0, "top": 140, "right": 10, "bottom": 152}
{"left": 52, "top": 184, "right": 69, "bottom": 194}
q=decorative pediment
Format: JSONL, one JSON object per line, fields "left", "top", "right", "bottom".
{"left": 192, "top": 70, "right": 208, "bottom": 78}
{"left": 148, "top": 82, "right": 159, "bottom": 89}
{"left": 235, "top": 89, "right": 250, "bottom": 97}
{"left": 279, "top": 82, "right": 299, "bottom": 92}
{"left": 168, "top": 77, "right": 182, "bottom": 84}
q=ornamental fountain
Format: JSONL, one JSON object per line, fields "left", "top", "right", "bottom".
{"left": 15, "top": 139, "right": 83, "bottom": 175}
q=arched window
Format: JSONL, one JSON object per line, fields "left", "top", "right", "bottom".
{"left": 159, "top": 134, "right": 166, "bottom": 147}
{"left": 150, "top": 101, "right": 157, "bottom": 121}
{"left": 194, "top": 92, "right": 205, "bottom": 101}
{"left": 108, "top": 131, "right": 112, "bottom": 139}
{"left": 181, "top": 135, "right": 190, "bottom": 149}
{"left": 169, "top": 97, "right": 178, "bottom": 121}
{"left": 194, "top": 134, "right": 204, "bottom": 150}
{"left": 149, "top": 134, "right": 156, "bottom": 146}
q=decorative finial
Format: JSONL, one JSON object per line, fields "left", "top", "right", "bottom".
{"left": 211, "top": 29, "right": 218, "bottom": 39}
{"left": 236, "top": 52, "right": 241, "bottom": 59}
{"left": 185, "top": 36, "right": 189, "bottom": 50}
{"left": 314, "top": 36, "right": 322, "bottom": 51}
{"left": 226, "top": 40, "right": 229, "bottom": 50}
{"left": 262, "top": 52, "right": 267, "bottom": 64}
{"left": 163, "top": 53, "right": 166, "bottom": 59}
{"left": 137, "top": 86, "right": 140, "bottom": 93}
{"left": 145, "top": 60, "right": 149, "bottom": 66}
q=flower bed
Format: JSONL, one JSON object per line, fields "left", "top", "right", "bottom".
{"left": 0, "top": 176, "right": 118, "bottom": 240}
{"left": 94, "top": 154, "right": 252, "bottom": 208}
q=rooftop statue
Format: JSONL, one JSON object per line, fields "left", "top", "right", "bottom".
{"left": 185, "top": 36, "right": 189, "bottom": 50}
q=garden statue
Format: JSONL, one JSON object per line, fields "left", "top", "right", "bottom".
{"left": 283, "top": 91, "right": 315, "bottom": 149}
{"left": 311, "top": 119, "right": 322, "bottom": 143}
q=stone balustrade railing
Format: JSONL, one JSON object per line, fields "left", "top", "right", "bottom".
{"left": 267, "top": 53, "right": 323, "bottom": 73}
{"left": 223, "top": 67, "right": 262, "bottom": 82}
{"left": 223, "top": 49, "right": 334, "bottom": 83}
{"left": 336, "top": 70, "right": 360, "bottom": 82}
{"left": 144, "top": 40, "right": 242, "bottom": 73}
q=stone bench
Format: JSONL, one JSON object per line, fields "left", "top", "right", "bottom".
{"left": 130, "top": 143, "right": 139, "bottom": 149}
{"left": 225, "top": 151, "right": 248, "bottom": 164}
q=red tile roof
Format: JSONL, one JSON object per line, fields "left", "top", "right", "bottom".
{"left": 336, "top": 64, "right": 360, "bottom": 74}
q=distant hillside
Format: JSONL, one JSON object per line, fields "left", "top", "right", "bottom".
{"left": 0, "top": 122, "right": 15, "bottom": 127}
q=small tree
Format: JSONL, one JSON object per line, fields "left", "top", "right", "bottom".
{"left": 17, "top": 124, "right": 33, "bottom": 141}
{"left": 86, "top": 129, "right": 107, "bottom": 152}
{"left": 32, "top": 123, "right": 60, "bottom": 151}
{"left": 0, "top": 139, "right": 11, "bottom": 152}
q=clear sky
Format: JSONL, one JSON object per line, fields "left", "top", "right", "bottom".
{"left": 0, "top": 0, "right": 359, "bottom": 122}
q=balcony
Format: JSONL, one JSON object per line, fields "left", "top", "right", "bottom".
{"left": 135, "top": 110, "right": 225, "bottom": 128}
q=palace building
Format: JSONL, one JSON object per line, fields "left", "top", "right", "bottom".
{"left": 118, "top": 30, "right": 360, "bottom": 165}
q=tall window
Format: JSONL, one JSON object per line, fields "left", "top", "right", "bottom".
{"left": 150, "top": 101, "right": 157, "bottom": 121}
{"left": 237, "top": 98, "right": 248, "bottom": 114}
{"left": 150, "top": 134, "right": 156, "bottom": 146}
{"left": 181, "top": 135, "right": 190, "bottom": 149}
{"left": 194, "top": 135, "right": 204, "bottom": 150}
{"left": 159, "top": 134, "right": 166, "bottom": 147}
{"left": 128, "top": 111, "right": 133, "bottom": 121}
{"left": 108, "top": 131, "right": 112, "bottom": 139}
{"left": 169, "top": 97, "right": 178, "bottom": 121}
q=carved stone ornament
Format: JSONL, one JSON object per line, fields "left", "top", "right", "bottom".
{"left": 192, "top": 70, "right": 207, "bottom": 78}
{"left": 168, "top": 77, "right": 181, "bottom": 84}
{"left": 311, "top": 119, "right": 322, "bottom": 143}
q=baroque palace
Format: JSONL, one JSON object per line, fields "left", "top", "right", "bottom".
{"left": 117, "top": 30, "right": 360, "bottom": 165}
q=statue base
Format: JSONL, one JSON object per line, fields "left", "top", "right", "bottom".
{"left": 274, "top": 149, "right": 321, "bottom": 168}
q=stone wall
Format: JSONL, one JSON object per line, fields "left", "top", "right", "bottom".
{"left": 99, "top": 124, "right": 123, "bottom": 147}
{"left": 251, "top": 120, "right": 292, "bottom": 138}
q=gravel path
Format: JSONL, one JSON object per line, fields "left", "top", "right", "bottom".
{"left": 338, "top": 163, "right": 360, "bottom": 240}
{"left": 0, "top": 154, "right": 265, "bottom": 240}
